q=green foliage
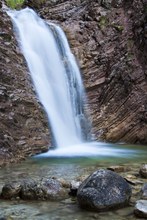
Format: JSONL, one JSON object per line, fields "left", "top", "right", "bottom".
{"left": 111, "top": 22, "right": 124, "bottom": 32}
{"left": 6, "top": 0, "right": 24, "bottom": 9}
{"left": 98, "top": 16, "right": 108, "bottom": 30}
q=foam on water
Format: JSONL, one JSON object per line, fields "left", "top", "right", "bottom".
{"left": 34, "top": 142, "right": 137, "bottom": 158}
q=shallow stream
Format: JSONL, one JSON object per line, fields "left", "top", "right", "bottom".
{"left": 0, "top": 144, "right": 147, "bottom": 220}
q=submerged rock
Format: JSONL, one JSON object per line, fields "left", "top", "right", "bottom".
{"left": 139, "top": 164, "right": 147, "bottom": 178}
{"left": 1, "top": 181, "right": 22, "bottom": 199}
{"left": 77, "top": 169, "right": 132, "bottom": 211}
{"left": 134, "top": 200, "right": 147, "bottom": 218}
{"left": 20, "top": 179, "right": 40, "bottom": 200}
{"left": 107, "top": 165, "right": 131, "bottom": 173}
{"left": 40, "top": 178, "right": 67, "bottom": 200}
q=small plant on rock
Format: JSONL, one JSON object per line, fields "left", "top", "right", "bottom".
{"left": 6, "top": 0, "right": 24, "bottom": 9}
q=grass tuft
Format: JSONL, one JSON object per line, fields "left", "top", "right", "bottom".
{"left": 6, "top": 0, "right": 25, "bottom": 9}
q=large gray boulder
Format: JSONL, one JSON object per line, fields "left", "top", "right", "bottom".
{"left": 77, "top": 169, "right": 132, "bottom": 211}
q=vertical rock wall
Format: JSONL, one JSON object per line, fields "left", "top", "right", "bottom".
{"left": 0, "top": 3, "right": 50, "bottom": 165}
{"left": 39, "top": 0, "right": 147, "bottom": 144}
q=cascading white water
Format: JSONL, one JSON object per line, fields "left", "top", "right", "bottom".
{"left": 7, "top": 8, "right": 89, "bottom": 149}
{"left": 6, "top": 7, "right": 138, "bottom": 157}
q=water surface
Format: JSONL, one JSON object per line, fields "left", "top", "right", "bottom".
{"left": 0, "top": 144, "right": 146, "bottom": 220}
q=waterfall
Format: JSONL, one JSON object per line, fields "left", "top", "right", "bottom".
{"left": 7, "top": 8, "right": 90, "bottom": 149}
{"left": 7, "top": 7, "right": 137, "bottom": 157}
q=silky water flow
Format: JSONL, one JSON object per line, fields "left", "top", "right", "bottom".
{"left": 7, "top": 8, "right": 137, "bottom": 157}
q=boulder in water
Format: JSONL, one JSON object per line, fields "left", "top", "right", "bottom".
{"left": 134, "top": 200, "right": 147, "bottom": 218}
{"left": 139, "top": 164, "right": 147, "bottom": 178}
{"left": 20, "top": 179, "right": 41, "bottom": 200}
{"left": 20, "top": 178, "right": 67, "bottom": 200}
{"left": 1, "top": 178, "right": 68, "bottom": 201}
{"left": 40, "top": 178, "right": 67, "bottom": 200}
{"left": 77, "top": 169, "right": 132, "bottom": 211}
{"left": 141, "top": 183, "right": 147, "bottom": 199}
{"left": 1, "top": 181, "right": 22, "bottom": 199}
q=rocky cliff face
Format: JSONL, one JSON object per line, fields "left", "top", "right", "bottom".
{"left": 38, "top": 0, "right": 147, "bottom": 143}
{"left": 0, "top": 2, "right": 50, "bottom": 165}
{"left": 0, "top": 0, "right": 147, "bottom": 165}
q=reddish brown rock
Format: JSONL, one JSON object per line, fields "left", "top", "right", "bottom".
{"left": 0, "top": 2, "right": 50, "bottom": 165}
{"left": 38, "top": 0, "right": 147, "bottom": 144}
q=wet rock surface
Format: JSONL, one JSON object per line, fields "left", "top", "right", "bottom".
{"left": 69, "top": 180, "right": 81, "bottom": 196}
{"left": 1, "top": 181, "right": 22, "bottom": 199}
{"left": 141, "top": 183, "right": 147, "bottom": 199}
{"left": 1, "top": 178, "right": 68, "bottom": 200}
{"left": 140, "top": 164, "right": 147, "bottom": 178}
{"left": 107, "top": 165, "right": 131, "bottom": 173}
{"left": 134, "top": 200, "right": 147, "bottom": 218}
{"left": 77, "top": 169, "right": 132, "bottom": 211}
